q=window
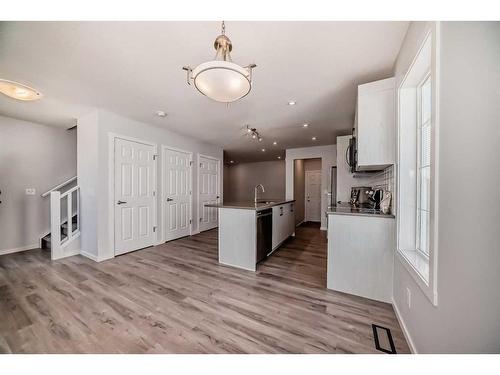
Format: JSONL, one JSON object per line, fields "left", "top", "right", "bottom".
{"left": 416, "top": 74, "right": 431, "bottom": 257}
{"left": 397, "top": 28, "right": 438, "bottom": 306}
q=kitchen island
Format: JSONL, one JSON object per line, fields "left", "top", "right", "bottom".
{"left": 205, "top": 200, "right": 295, "bottom": 271}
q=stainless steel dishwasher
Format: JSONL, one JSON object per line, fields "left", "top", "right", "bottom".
{"left": 256, "top": 208, "right": 273, "bottom": 263}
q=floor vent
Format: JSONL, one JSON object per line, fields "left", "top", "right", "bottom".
{"left": 372, "top": 324, "right": 397, "bottom": 354}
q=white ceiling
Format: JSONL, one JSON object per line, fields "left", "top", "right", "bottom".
{"left": 0, "top": 21, "right": 408, "bottom": 162}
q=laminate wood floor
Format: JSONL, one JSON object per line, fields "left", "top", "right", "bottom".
{"left": 0, "top": 222, "right": 410, "bottom": 353}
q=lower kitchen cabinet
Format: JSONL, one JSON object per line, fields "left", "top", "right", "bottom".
{"left": 272, "top": 202, "right": 295, "bottom": 251}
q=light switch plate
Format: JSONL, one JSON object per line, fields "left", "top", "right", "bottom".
{"left": 25, "top": 188, "right": 36, "bottom": 195}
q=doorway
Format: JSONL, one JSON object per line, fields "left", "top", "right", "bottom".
{"left": 305, "top": 169, "right": 321, "bottom": 222}
{"left": 162, "top": 147, "right": 192, "bottom": 242}
{"left": 198, "top": 154, "right": 220, "bottom": 232}
{"left": 293, "top": 158, "right": 322, "bottom": 226}
{"left": 114, "top": 137, "right": 156, "bottom": 256}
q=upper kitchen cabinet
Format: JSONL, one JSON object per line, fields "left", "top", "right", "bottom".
{"left": 355, "top": 77, "right": 395, "bottom": 170}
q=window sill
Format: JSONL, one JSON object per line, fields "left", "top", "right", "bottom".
{"left": 396, "top": 249, "right": 438, "bottom": 306}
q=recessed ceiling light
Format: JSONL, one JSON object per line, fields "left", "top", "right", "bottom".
{"left": 156, "top": 110, "right": 167, "bottom": 117}
{"left": 273, "top": 141, "right": 277, "bottom": 145}
{"left": 288, "top": 101, "right": 296, "bottom": 106}
{"left": 277, "top": 156, "right": 281, "bottom": 159}
{"left": 0, "top": 79, "right": 42, "bottom": 101}
{"left": 258, "top": 137, "right": 263, "bottom": 142}
{"left": 303, "top": 123, "right": 309, "bottom": 128}
{"left": 312, "top": 136, "right": 317, "bottom": 141}
{"left": 230, "top": 160, "right": 234, "bottom": 163}
{"left": 261, "top": 148, "right": 266, "bottom": 152}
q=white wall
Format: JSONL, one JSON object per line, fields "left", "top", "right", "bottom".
{"left": 0, "top": 115, "right": 77, "bottom": 253}
{"left": 393, "top": 21, "right": 500, "bottom": 353}
{"left": 285, "top": 145, "right": 336, "bottom": 230}
{"left": 224, "top": 160, "right": 285, "bottom": 202}
{"left": 77, "top": 109, "right": 223, "bottom": 261}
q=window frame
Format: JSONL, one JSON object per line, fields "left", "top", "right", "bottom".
{"left": 396, "top": 24, "right": 439, "bottom": 307}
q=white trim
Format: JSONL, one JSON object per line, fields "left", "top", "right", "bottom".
{"left": 392, "top": 298, "right": 417, "bottom": 354}
{"left": 320, "top": 226, "right": 327, "bottom": 231}
{"left": 108, "top": 133, "right": 158, "bottom": 259}
{"left": 197, "top": 153, "right": 221, "bottom": 233}
{"left": 80, "top": 250, "right": 113, "bottom": 263}
{"left": 161, "top": 145, "right": 193, "bottom": 242}
{"left": 0, "top": 243, "right": 38, "bottom": 256}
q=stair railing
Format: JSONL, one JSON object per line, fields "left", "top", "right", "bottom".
{"left": 41, "top": 176, "right": 77, "bottom": 197}
{"left": 50, "top": 185, "right": 80, "bottom": 260}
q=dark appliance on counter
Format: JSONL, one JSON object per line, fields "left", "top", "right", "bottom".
{"left": 367, "top": 189, "right": 384, "bottom": 209}
{"left": 256, "top": 208, "right": 273, "bottom": 263}
{"left": 350, "top": 186, "right": 372, "bottom": 206}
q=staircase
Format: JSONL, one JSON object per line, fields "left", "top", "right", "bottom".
{"left": 40, "top": 180, "right": 81, "bottom": 260}
{"left": 41, "top": 214, "right": 78, "bottom": 250}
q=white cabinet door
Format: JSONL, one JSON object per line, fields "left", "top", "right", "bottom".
{"left": 272, "top": 206, "right": 282, "bottom": 249}
{"left": 357, "top": 77, "right": 395, "bottom": 170}
{"left": 114, "top": 138, "right": 156, "bottom": 256}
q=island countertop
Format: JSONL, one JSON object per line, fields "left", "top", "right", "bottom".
{"left": 205, "top": 199, "right": 295, "bottom": 211}
{"left": 326, "top": 203, "right": 395, "bottom": 218}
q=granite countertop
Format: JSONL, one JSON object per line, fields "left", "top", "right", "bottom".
{"left": 326, "top": 203, "right": 395, "bottom": 218}
{"left": 205, "top": 199, "right": 295, "bottom": 211}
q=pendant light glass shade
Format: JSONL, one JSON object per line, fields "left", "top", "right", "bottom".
{"left": 183, "top": 21, "right": 256, "bottom": 103}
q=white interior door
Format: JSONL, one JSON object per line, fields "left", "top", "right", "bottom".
{"left": 198, "top": 155, "right": 220, "bottom": 232}
{"left": 114, "top": 138, "right": 156, "bottom": 255}
{"left": 305, "top": 170, "right": 321, "bottom": 222}
{"left": 163, "top": 147, "right": 192, "bottom": 242}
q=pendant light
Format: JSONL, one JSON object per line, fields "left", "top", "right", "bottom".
{"left": 183, "top": 21, "right": 257, "bottom": 103}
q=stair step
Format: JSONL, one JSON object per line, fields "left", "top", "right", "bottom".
{"left": 40, "top": 214, "right": 78, "bottom": 250}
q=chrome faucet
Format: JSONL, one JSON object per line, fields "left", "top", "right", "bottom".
{"left": 254, "top": 184, "right": 265, "bottom": 203}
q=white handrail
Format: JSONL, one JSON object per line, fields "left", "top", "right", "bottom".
{"left": 41, "top": 176, "right": 77, "bottom": 197}
{"left": 60, "top": 185, "right": 79, "bottom": 198}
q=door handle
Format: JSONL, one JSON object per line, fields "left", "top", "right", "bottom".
{"left": 117, "top": 200, "right": 127, "bottom": 205}
{"left": 166, "top": 198, "right": 173, "bottom": 202}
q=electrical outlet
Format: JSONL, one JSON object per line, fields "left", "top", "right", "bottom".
{"left": 25, "top": 188, "right": 36, "bottom": 195}
{"left": 406, "top": 287, "right": 411, "bottom": 309}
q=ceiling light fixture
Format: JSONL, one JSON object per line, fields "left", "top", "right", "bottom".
{"left": 312, "top": 136, "right": 317, "bottom": 141}
{"left": 0, "top": 79, "right": 42, "bottom": 101}
{"left": 183, "top": 21, "right": 257, "bottom": 103}
{"left": 246, "top": 125, "right": 263, "bottom": 142}
{"left": 261, "top": 149, "right": 266, "bottom": 152}
{"left": 273, "top": 141, "right": 277, "bottom": 145}
{"left": 303, "top": 123, "right": 309, "bottom": 128}
{"left": 288, "top": 101, "right": 296, "bottom": 106}
{"left": 230, "top": 160, "right": 234, "bottom": 163}
{"left": 155, "top": 110, "right": 167, "bottom": 117}
{"left": 277, "top": 156, "right": 281, "bottom": 159}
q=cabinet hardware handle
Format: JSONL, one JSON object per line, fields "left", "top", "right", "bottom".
{"left": 117, "top": 200, "right": 127, "bottom": 205}
{"left": 166, "top": 198, "right": 173, "bottom": 202}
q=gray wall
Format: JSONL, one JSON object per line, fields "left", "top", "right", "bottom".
{"left": 293, "top": 160, "right": 305, "bottom": 225}
{"left": 393, "top": 21, "right": 500, "bottom": 353}
{"left": 224, "top": 160, "right": 286, "bottom": 202}
{"left": 0, "top": 116, "right": 77, "bottom": 253}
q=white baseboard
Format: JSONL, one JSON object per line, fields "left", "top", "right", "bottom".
{"left": 81, "top": 251, "right": 112, "bottom": 263}
{"left": 0, "top": 243, "right": 38, "bottom": 256}
{"left": 320, "top": 226, "right": 327, "bottom": 231}
{"left": 392, "top": 298, "right": 417, "bottom": 354}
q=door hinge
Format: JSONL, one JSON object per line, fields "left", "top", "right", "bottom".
{"left": 189, "top": 190, "right": 192, "bottom": 195}
{"left": 190, "top": 161, "right": 193, "bottom": 166}
{"left": 189, "top": 219, "right": 192, "bottom": 224}
{"left": 200, "top": 163, "right": 202, "bottom": 168}
{"left": 200, "top": 217, "right": 202, "bottom": 222}
{"left": 153, "top": 154, "right": 158, "bottom": 160}
{"left": 153, "top": 191, "right": 156, "bottom": 197}
{"left": 153, "top": 226, "right": 157, "bottom": 232}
